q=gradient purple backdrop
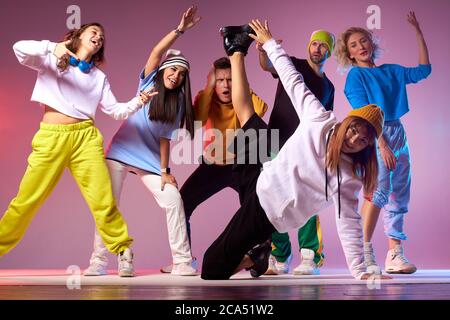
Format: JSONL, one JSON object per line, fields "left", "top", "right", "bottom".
{"left": 1, "top": 0, "right": 449, "bottom": 272}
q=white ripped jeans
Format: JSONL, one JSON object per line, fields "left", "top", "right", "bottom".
{"left": 88, "top": 159, "right": 193, "bottom": 266}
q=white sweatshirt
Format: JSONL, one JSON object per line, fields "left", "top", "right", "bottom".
{"left": 13, "top": 40, "right": 141, "bottom": 120}
{"left": 257, "top": 39, "right": 366, "bottom": 279}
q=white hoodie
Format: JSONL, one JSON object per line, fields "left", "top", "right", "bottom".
{"left": 256, "top": 39, "right": 366, "bottom": 279}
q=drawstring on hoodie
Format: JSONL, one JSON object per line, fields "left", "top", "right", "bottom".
{"left": 337, "top": 164, "right": 341, "bottom": 219}
{"left": 325, "top": 130, "right": 331, "bottom": 201}
{"left": 325, "top": 128, "right": 342, "bottom": 219}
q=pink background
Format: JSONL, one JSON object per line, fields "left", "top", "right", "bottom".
{"left": 1, "top": 0, "right": 449, "bottom": 272}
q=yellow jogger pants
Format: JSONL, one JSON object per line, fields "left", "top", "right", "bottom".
{"left": 0, "top": 120, "right": 133, "bottom": 256}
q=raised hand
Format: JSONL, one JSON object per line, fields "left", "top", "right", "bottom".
{"left": 407, "top": 11, "right": 429, "bottom": 65}
{"left": 206, "top": 66, "right": 216, "bottom": 89}
{"left": 360, "top": 273, "right": 393, "bottom": 280}
{"left": 177, "top": 5, "right": 201, "bottom": 32}
{"left": 248, "top": 19, "right": 273, "bottom": 45}
{"left": 407, "top": 11, "right": 422, "bottom": 33}
{"left": 138, "top": 86, "right": 158, "bottom": 105}
{"left": 53, "top": 40, "right": 79, "bottom": 60}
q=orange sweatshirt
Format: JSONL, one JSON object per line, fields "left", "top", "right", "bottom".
{"left": 194, "top": 87, "right": 268, "bottom": 165}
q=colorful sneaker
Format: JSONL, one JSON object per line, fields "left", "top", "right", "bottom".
{"left": 171, "top": 262, "right": 198, "bottom": 276}
{"left": 264, "top": 255, "right": 279, "bottom": 275}
{"left": 118, "top": 248, "right": 134, "bottom": 277}
{"left": 364, "top": 242, "right": 382, "bottom": 275}
{"left": 385, "top": 245, "right": 417, "bottom": 274}
{"left": 264, "top": 252, "right": 293, "bottom": 275}
{"left": 293, "top": 248, "right": 319, "bottom": 275}
{"left": 83, "top": 253, "right": 108, "bottom": 276}
{"left": 276, "top": 252, "right": 293, "bottom": 274}
{"left": 160, "top": 257, "right": 197, "bottom": 274}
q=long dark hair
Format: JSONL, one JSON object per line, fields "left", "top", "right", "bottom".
{"left": 327, "top": 117, "right": 378, "bottom": 194}
{"left": 57, "top": 22, "right": 105, "bottom": 72}
{"left": 149, "top": 70, "right": 194, "bottom": 138}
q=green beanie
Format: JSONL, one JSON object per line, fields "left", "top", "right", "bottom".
{"left": 307, "top": 30, "right": 335, "bottom": 54}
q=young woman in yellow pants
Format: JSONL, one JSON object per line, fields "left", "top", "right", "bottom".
{"left": 0, "top": 23, "right": 155, "bottom": 277}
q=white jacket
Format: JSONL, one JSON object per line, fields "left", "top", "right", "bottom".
{"left": 13, "top": 40, "right": 141, "bottom": 120}
{"left": 256, "top": 39, "right": 366, "bottom": 279}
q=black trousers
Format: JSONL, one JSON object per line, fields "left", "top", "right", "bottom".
{"left": 180, "top": 159, "right": 240, "bottom": 245}
{"left": 201, "top": 114, "right": 277, "bottom": 280}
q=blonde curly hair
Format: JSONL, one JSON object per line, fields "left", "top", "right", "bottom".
{"left": 335, "top": 27, "right": 381, "bottom": 70}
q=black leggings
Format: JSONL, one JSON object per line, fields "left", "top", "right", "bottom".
{"left": 180, "top": 159, "right": 239, "bottom": 244}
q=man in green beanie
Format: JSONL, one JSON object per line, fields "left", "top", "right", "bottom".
{"left": 257, "top": 29, "right": 335, "bottom": 275}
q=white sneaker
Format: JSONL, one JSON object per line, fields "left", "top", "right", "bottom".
{"left": 171, "top": 262, "right": 198, "bottom": 276}
{"left": 160, "top": 263, "right": 172, "bottom": 273}
{"left": 83, "top": 262, "right": 108, "bottom": 276}
{"left": 83, "top": 254, "right": 108, "bottom": 276}
{"left": 160, "top": 257, "right": 197, "bottom": 274}
{"left": 364, "top": 242, "right": 381, "bottom": 275}
{"left": 293, "top": 248, "right": 319, "bottom": 275}
{"left": 385, "top": 245, "right": 417, "bottom": 274}
{"left": 118, "top": 248, "right": 135, "bottom": 277}
{"left": 264, "top": 253, "right": 292, "bottom": 275}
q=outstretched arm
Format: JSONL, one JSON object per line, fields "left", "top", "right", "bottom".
{"left": 100, "top": 83, "right": 157, "bottom": 120}
{"left": 407, "top": 11, "right": 430, "bottom": 65}
{"left": 256, "top": 42, "right": 276, "bottom": 74}
{"left": 13, "top": 40, "right": 79, "bottom": 72}
{"left": 334, "top": 186, "right": 392, "bottom": 280}
{"left": 143, "top": 5, "right": 201, "bottom": 77}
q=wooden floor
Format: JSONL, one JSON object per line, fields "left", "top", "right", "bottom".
{"left": 1, "top": 270, "right": 449, "bottom": 318}
{"left": 1, "top": 269, "right": 450, "bottom": 300}
{"left": 1, "top": 283, "right": 450, "bottom": 300}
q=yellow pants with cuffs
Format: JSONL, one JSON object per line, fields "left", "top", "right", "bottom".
{"left": 0, "top": 120, "right": 133, "bottom": 256}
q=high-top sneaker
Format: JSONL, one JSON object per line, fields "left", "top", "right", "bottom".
{"left": 160, "top": 257, "right": 198, "bottom": 274}
{"left": 264, "top": 253, "right": 293, "bottom": 275}
{"left": 118, "top": 248, "right": 135, "bottom": 277}
{"left": 385, "top": 244, "right": 417, "bottom": 274}
{"left": 83, "top": 253, "right": 108, "bottom": 276}
{"left": 171, "top": 262, "right": 198, "bottom": 276}
{"left": 293, "top": 248, "right": 319, "bottom": 275}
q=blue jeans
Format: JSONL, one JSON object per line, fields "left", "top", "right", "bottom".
{"left": 372, "top": 120, "right": 410, "bottom": 241}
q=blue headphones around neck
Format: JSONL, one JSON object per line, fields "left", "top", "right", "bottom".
{"left": 69, "top": 56, "right": 94, "bottom": 73}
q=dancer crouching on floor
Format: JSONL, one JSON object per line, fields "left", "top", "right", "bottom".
{"left": 201, "top": 19, "right": 390, "bottom": 280}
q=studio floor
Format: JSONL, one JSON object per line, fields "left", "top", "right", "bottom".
{"left": 1, "top": 269, "right": 450, "bottom": 300}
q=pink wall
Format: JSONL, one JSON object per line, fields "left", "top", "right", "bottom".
{"left": 1, "top": 0, "right": 449, "bottom": 271}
